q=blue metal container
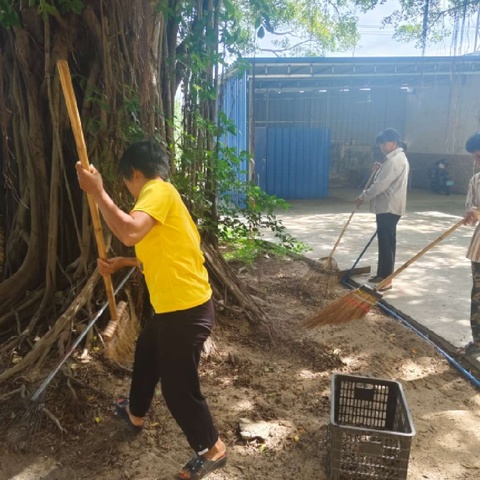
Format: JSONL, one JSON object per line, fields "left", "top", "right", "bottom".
{"left": 255, "top": 126, "right": 331, "bottom": 199}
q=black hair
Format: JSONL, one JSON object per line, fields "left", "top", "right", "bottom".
{"left": 376, "top": 128, "right": 407, "bottom": 152}
{"left": 465, "top": 133, "right": 480, "bottom": 153}
{"left": 376, "top": 128, "right": 402, "bottom": 146}
{"left": 118, "top": 140, "right": 169, "bottom": 180}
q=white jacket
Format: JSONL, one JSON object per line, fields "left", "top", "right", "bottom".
{"left": 465, "top": 172, "right": 480, "bottom": 262}
{"left": 359, "top": 147, "right": 410, "bottom": 216}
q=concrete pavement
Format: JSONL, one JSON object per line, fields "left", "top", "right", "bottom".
{"left": 272, "top": 187, "right": 480, "bottom": 365}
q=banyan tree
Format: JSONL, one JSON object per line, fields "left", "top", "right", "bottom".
{"left": 0, "top": 0, "right": 267, "bottom": 384}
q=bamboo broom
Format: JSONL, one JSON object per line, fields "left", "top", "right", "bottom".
{"left": 303, "top": 216, "right": 466, "bottom": 329}
{"left": 304, "top": 168, "right": 378, "bottom": 286}
{"left": 57, "top": 60, "right": 125, "bottom": 342}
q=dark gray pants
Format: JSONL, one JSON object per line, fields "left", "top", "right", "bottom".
{"left": 471, "top": 262, "right": 480, "bottom": 342}
{"left": 129, "top": 299, "right": 218, "bottom": 454}
{"left": 375, "top": 213, "right": 401, "bottom": 279}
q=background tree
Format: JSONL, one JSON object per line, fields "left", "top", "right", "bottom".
{"left": 357, "top": 0, "right": 480, "bottom": 54}
{"left": 0, "top": 0, "right": 183, "bottom": 379}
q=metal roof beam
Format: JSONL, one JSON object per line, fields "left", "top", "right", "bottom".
{"left": 248, "top": 61, "right": 480, "bottom": 80}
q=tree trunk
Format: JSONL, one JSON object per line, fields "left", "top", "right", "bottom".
{"left": 0, "top": 0, "right": 267, "bottom": 381}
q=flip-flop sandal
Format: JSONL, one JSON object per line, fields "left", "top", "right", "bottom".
{"left": 114, "top": 397, "right": 143, "bottom": 434}
{"left": 456, "top": 341, "right": 480, "bottom": 356}
{"left": 177, "top": 453, "right": 227, "bottom": 480}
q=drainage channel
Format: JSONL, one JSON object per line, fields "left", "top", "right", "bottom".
{"left": 342, "top": 276, "right": 480, "bottom": 390}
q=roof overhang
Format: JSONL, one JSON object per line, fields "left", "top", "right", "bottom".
{"left": 245, "top": 56, "right": 480, "bottom": 91}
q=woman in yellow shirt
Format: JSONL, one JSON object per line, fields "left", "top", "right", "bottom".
{"left": 76, "top": 140, "right": 226, "bottom": 480}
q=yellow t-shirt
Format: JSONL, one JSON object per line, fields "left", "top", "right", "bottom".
{"left": 132, "top": 179, "right": 212, "bottom": 313}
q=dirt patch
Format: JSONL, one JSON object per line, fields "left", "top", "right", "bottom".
{"left": 1, "top": 255, "right": 480, "bottom": 479}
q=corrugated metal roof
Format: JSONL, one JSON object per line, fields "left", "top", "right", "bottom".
{"left": 245, "top": 56, "right": 480, "bottom": 90}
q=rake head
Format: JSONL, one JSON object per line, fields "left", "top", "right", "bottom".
{"left": 316, "top": 256, "right": 339, "bottom": 272}
{"left": 0, "top": 388, "right": 47, "bottom": 452}
{"left": 303, "top": 256, "right": 340, "bottom": 292}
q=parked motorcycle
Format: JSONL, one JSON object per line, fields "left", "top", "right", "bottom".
{"left": 430, "top": 160, "right": 453, "bottom": 195}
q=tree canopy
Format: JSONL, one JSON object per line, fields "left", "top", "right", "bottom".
{"left": 242, "top": 0, "right": 480, "bottom": 55}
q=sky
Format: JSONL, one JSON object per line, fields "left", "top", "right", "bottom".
{"left": 345, "top": 2, "right": 479, "bottom": 57}
{"left": 258, "top": 1, "right": 480, "bottom": 58}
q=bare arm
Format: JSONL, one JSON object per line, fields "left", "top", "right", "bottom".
{"left": 98, "top": 257, "right": 139, "bottom": 276}
{"left": 75, "top": 162, "right": 156, "bottom": 246}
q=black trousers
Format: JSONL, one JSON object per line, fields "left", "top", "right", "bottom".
{"left": 129, "top": 299, "right": 218, "bottom": 454}
{"left": 375, "top": 213, "right": 401, "bottom": 279}
{"left": 471, "top": 262, "right": 480, "bottom": 342}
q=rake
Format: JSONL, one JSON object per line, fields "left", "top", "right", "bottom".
{"left": 341, "top": 231, "right": 377, "bottom": 283}
{"left": 303, "top": 217, "right": 466, "bottom": 329}
{"left": 1, "top": 268, "right": 135, "bottom": 450}
{"left": 304, "top": 168, "right": 377, "bottom": 293}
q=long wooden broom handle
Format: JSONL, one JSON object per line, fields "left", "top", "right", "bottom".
{"left": 327, "top": 168, "right": 378, "bottom": 260}
{"left": 377, "top": 217, "right": 465, "bottom": 290}
{"left": 57, "top": 60, "right": 118, "bottom": 323}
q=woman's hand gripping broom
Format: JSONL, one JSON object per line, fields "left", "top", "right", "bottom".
{"left": 57, "top": 60, "right": 127, "bottom": 344}
{"left": 304, "top": 168, "right": 378, "bottom": 292}
{"left": 303, "top": 216, "right": 468, "bottom": 329}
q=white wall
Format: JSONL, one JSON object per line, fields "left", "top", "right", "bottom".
{"left": 405, "top": 76, "right": 480, "bottom": 155}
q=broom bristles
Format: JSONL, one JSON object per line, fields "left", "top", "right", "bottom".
{"left": 105, "top": 301, "right": 139, "bottom": 363}
{"left": 302, "top": 286, "right": 381, "bottom": 329}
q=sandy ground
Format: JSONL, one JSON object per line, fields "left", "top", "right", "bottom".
{"left": 271, "top": 188, "right": 476, "bottom": 351}
{"left": 1, "top": 255, "right": 480, "bottom": 480}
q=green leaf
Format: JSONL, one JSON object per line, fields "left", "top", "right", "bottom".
{"left": 43, "top": 3, "right": 59, "bottom": 16}
{"left": 0, "top": 1, "right": 21, "bottom": 27}
{"left": 223, "top": 0, "right": 235, "bottom": 17}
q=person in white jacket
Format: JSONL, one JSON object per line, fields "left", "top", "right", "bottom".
{"left": 354, "top": 128, "right": 410, "bottom": 291}
{"left": 460, "top": 132, "right": 480, "bottom": 356}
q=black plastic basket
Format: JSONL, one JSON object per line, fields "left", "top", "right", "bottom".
{"left": 326, "top": 374, "right": 415, "bottom": 480}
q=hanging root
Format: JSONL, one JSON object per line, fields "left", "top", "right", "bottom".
{"left": 104, "top": 301, "right": 139, "bottom": 364}
{"left": 302, "top": 285, "right": 382, "bottom": 329}
{"left": 42, "top": 407, "right": 66, "bottom": 434}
